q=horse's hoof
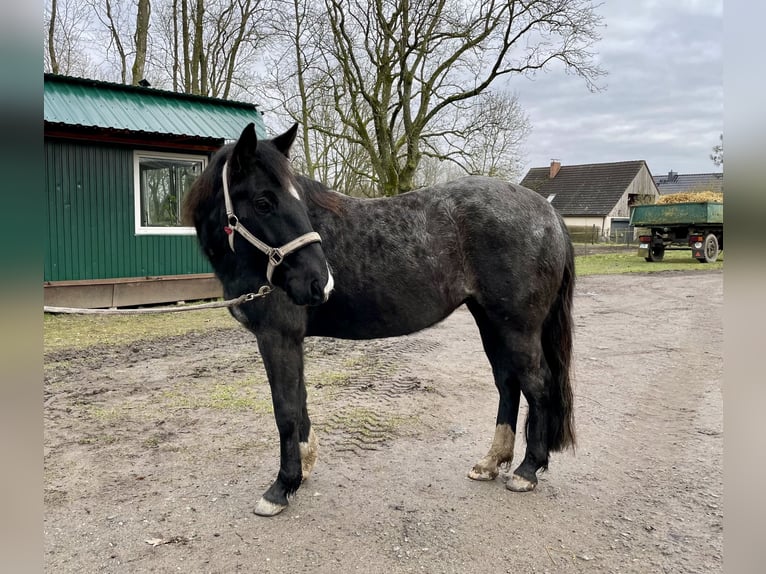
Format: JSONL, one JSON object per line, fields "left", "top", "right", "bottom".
{"left": 253, "top": 497, "right": 288, "bottom": 516}
{"left": 468, "top": 466, "right": 498, "bottom": 481}
{"left": 506, "top": 473, "right": 537, "bottom": 492}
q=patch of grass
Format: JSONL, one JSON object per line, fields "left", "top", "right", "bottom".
{"left": 341, "top": 355, "right": 372, "bottom": 369}
{"left": 312, "top": 370, "right": 352, "bottom": 388}
{"left": 44, "top": 308, "right": 237, "bottom": 354}
{"left": 163, "top": 380, "right": 272, "bottom": 412}
{"left": 576, "top": 249, "right": 724, "bottom": 276}
{"left": 86, "top": 405, "right": 122, "bottom": 421}
{"left": 142, "top": 436, "right": 161, "bottom": 449}
{"left": 76, "top": 435, "right": 118, "bottom": 445}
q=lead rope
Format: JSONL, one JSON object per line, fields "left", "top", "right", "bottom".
{"left": 43, "top": 286, "right": 272, "bottom": 315}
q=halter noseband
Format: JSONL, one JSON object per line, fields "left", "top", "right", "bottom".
{"left": 221, "top": 161, "right": 322, "bottom": 284}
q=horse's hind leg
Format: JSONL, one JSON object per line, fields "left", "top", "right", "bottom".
{"left": 505, "top": 349, "right": 551, "bottom": 492}
{"left": 467, "top": 300, "right": 558, "bottom": 491}
{"left": 466, "top": 301, "right": 522, "bottom": 481}
{"left": 489, "top": 331, "right": 550, "bottom": 492}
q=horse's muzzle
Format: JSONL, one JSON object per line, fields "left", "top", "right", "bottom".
{"left": 285, "top": 264, "right": 334, "bottom": 306}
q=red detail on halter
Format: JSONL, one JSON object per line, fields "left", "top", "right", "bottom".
{"left": 224, "top": 226, "right": 233, "bottom": 235}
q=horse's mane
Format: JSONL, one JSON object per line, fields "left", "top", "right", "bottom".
{"left": 297, "top": 176, "right": 344, "bottom": 215}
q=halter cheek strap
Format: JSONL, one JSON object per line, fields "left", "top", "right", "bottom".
{"left": 221, "top": 161, "right": 322, "bottom": 284}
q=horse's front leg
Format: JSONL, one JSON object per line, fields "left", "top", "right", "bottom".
{"left": 253, "top": 330, "right": 312, "bottom": 516}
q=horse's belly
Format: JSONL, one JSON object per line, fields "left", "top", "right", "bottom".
{"left": 306, "top": 295, "right": 459, "bottom": 340}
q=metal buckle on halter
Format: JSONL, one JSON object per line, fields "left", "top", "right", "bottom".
{"left": 268, "top": 249, "right": 285, "bottom": 267}
{"left": 227, "top": 214, "right": 239, "bottom": 227}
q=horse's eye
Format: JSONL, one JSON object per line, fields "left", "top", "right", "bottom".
{"left": 253, "top": 197, "right": 272, "bottom": 214}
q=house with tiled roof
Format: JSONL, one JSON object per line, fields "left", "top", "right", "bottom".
{"left": 653, "top": 170, "right": 723, "bottom": 195}
{"left": 520, "top": 160, "right": 659, "bottom": 239}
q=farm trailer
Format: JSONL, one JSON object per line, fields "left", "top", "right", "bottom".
{"left": 629, "top": 202, "right": 723, "bottom": 263}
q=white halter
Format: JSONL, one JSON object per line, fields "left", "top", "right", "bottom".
{"left": 221, "top": 161, "right": 322, "bottom": 284}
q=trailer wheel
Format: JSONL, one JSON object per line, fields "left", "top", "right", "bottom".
{"left": 697, "top": 233, "right": 719, "bottom": 263}
{"left": 645, "top": 243, "right": 665, "bottom": 262}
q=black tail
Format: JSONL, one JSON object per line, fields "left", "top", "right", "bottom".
{"left": 541, "top": 233, "right": 576, "bottom": 452}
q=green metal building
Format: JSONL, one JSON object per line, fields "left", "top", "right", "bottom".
{"left": 44, "top": 74, "right": 267, "bottom": 308}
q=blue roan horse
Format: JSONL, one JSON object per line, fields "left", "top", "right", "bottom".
{"left": 183, "top": 123, "right": 575, "bottom": 516}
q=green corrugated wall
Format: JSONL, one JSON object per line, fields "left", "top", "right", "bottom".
{"left": 44, "top": 139, "right": 213, "bottom": 282}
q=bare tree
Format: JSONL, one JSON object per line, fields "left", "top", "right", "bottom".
{"left": 149, "top": 0, "right": 266, "bottom": 98}
{"left": 44, "top": 0, "right": 95, "bottom": 76}
{"left": 47, "top": 0, "right": 267, "bottom": 97}
{"left": 206, "top": 0, "right": 265, "bottom": 98}
{"left": 418, "top": 90, "right": 531, "bottom": 185}
{"left": 320, "top": 0, "right": 604, "bottom": 195}
{"left": 87, "top": 0, "right": 132, "bottom": 83}
{"left": 260, "top": 0, "right": 341, "bottom": 179}
{"left": 43, "top": 0, "right": 586, "bottom": 199}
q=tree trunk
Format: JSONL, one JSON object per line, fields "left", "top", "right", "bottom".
{"left": 182, "top": 0, "right": 191, "bottom": 92}
{"left": 131, "top": 0, "right": 151, "bottom": 85}
{"left": 48, "top": 0, "right": 59, "bottom": 74}
{"left": 172, "top": 0, "right": 179, "bottom": 91}
{"left": 190, "top": 0, "right": 205, "bottom": 94}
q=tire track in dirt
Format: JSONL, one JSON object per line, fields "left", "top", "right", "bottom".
{"left": 305, "top": 337, "right": 442, "bottom": 455}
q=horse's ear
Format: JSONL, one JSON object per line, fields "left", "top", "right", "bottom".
{"left": 230, "top": 123, "right": 258, "bottom": 174}
{"left": 272, "top": 123, "right": 299, "bottom": 158}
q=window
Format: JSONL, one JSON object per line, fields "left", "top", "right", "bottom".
{"left": 134, "top": 151, "right": 207, "bottom": 235}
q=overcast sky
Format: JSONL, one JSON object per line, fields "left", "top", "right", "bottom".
{"left": 511, "top": 0, "right": 722, "bottom": 179}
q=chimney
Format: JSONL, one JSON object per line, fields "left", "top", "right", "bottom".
{"left": 549, "top": 159, "right": 561, "bottom": 179}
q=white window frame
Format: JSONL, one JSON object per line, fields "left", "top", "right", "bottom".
{"left": 133, "top": 150, "right": 207, "bottom": 235}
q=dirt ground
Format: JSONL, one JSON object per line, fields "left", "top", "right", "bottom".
{"left": 44, "top": 270, "right": 723, "bottom": 574}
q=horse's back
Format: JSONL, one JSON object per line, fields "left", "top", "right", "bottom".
{"left": 304, "top": 176, "right": 569, "bottom": 338}
{"left": 434, "top": 176, "right": 563, "bottom": 232}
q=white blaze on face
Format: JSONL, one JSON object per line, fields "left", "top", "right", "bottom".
{"left": 286, "top": 182, "right": 300, "bottom": 200}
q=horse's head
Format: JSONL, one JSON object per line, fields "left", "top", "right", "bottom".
{"left": 186, "top": 123, "right": 333, "bottom": 306}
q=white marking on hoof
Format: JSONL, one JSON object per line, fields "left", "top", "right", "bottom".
{"left": 468, "top": 466, "right": 499, "bottom": 481}
{"left": 506, "top": 474, "right": 537, "bottom": 492}
{"left": 469, "top": 424, "right": 515, "bottom": 481}
{"left": 254, "top": 497, "right": 287, "bottom": 516}
{"left": 300, "top": 428, "right": 319, "bottom": 482}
